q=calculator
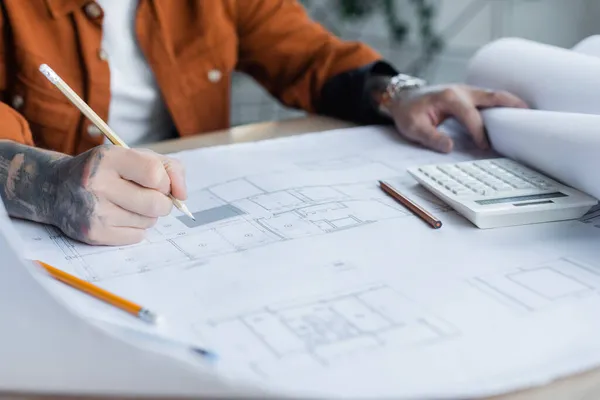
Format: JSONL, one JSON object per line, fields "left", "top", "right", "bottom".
{"left": 407, "top": 158, "right": 598, "bottom": 228}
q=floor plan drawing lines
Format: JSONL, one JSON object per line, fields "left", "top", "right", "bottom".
{"left": 468, "top": 258, "right": 600, "bottom": 312}
{"left": 21, "top": 153, "right": 459, "bottom": 282}
{"left": 242, "top": 157, "right": 400, "bottom": 193}
{"left": 193, "top": 285, "right": 458, "bottom": 379}
{"left": 294, "top": 156, "right": 374, "bottom": 172}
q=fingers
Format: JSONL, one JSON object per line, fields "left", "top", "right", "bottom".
{"left": 111, "top": 149, "right": 171, "bottom": 194}
{"left": 398, "top": 115, "right": 453, "bottom": 153}
{"left": 112, "top": 148, "right": 188, "bottom": 200}
{"left": 414, "top": 125, "right": 454, "bottom": 153}
{"left": 436, "top": 88, "right": 489, "bottom": 149}
{"left": 88, "top": 226, "right": 146, "bottom": 246}
{"left": 159, "top": 155, "right": 187, "bottom": 200}
{"left": 470, "top": 88, "right": 529, "bottom": 109}
{"left": 433, "top": 86, "right": 528, "bottom": 150}
{"left": 104, "top": 177, "right": 173, "bottom": 218}
{"left": 102, "top": 203, "right": 158, "bottom": 229}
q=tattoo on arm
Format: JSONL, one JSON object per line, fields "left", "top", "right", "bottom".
{"left": 365, "top": 74, "right": 393, "bottom": 117}
{"left": 0, "top": 140, "right": 105, "bottom": 243}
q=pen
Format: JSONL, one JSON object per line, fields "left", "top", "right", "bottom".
{"left": 37, "top": 63, "right": 195, "bottom": 221}
{"left": 36, "top": 260, "right": 161, "bottom": 324}
{"left": 93, "top": 318, "right": 218, "bottom": 362}
{"left": 379, "top": 180, "right": 443, "bottom": 229}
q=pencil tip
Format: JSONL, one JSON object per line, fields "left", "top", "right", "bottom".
{"left": 138, "top": 308, "right": 161, "bottom": 324}
{"left": 191, "top": 347, "right": 218, "bottom": 361}
{"left": 178, "top": 203, "right": 195, "bottom": 220}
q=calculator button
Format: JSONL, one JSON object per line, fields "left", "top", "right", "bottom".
{"left": 535, "top": 182, "right": 554, "bottom": 190}
{"left": 513, "top": 181, "right": 535, "bottom": 189}
{"left": 452, "top": 189, "right": 471, "bottom": 196}
{"left": 437, "top": 165, "right": 456, "bottom": 174}
{"left": 496, "top": 184, "right": 513, "bottom": 191}
{"left": 420, "top": 166, "right": 439, "bottom": 176}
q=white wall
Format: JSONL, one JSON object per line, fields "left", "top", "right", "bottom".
{"left": 420, "top": 0, "right": 595, "bottom": 83}
{"left": 230, "top": 0, "right": 600, "bottom": 125}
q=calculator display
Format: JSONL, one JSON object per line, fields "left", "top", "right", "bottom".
{"left": 475, "top": 192, "right": 567, "bottom": 206}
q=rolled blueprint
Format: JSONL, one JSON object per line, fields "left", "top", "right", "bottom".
{"left": 482, "top": 107, "right": 600, "bottom": 200}
{"left": 572, "top": 35, "right": 600, "bottom": 58}
{"left": 463, "top": 37, "right": 600, "bottom": 199}
{"left": 466, "top": 37, "right": 600, "bottom": 115}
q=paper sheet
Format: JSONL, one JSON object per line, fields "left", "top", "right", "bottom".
{"left": 0, "top": 202, "right": 263, "bottom": 396}
{"left": 573, "top": 35, "right": 600, "bottom": 57}
{"left": 464, "top": 37, "right": 600, "bottom": 201}
{"left": 14, "top": 126, "right": 600, "bottom": 399}
{"left": 466, "top": 37, "right": 600, "bottom": 115}
{"left": 481, "top": 108, "right": 600, "bottom": 200}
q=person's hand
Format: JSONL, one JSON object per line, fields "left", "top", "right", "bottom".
{"left": 51, "top": 145, "right": 187, "bottom": 246}
{"left": 387, "top": 84, "right": 528, "bottom": 153}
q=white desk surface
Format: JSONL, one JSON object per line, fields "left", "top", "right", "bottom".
{"left": 4, "top": 115, "right": 600, "bottom": 400}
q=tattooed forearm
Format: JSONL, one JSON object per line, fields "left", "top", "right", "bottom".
{"left": 0, "top": 140, "right": 64, "bottom": 224}
{"left": 51, "top": 146, "right": 105, "bottom": 242}
{"left": 365, "top": 74, "right": 393, "bottom": 112}
{"left": 0, "top": 140, "right": 104, "bottom": 243}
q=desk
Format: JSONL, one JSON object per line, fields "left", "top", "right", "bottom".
{"left": 4, "top": 115, "right": 600, "bottom": 400}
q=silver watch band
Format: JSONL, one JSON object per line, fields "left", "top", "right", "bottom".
{"left": 379, "top": 73, "right": 427, "bottom": 116}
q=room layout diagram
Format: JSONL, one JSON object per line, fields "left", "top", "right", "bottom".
{"left": 468, "top": 258, "right": 600, "bottom": 313}
{"left": 193, "top": 283, "right": 458, "bottom": 379}
{"left": 18, "top": 155, "right": 455, "bottom": 282}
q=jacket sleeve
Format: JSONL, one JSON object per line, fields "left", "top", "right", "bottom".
{"left": 0, "top": 4, "right": 33, "bottom": 145}
{"left": 235, "top": 0, "right": 383, "bottom": 113}
{"left": 0, "top": 102, "right": 34, "bottom": 145}
{"left": 317, "top": 60, "right": 399, "bottom": 125}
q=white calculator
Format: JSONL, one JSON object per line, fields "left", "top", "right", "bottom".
{"left": 407, "top": 158, "right": 598, "bottom": 229}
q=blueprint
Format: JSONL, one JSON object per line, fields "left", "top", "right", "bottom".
{"left": 13, "top": 126, "right": 600, "bottom": 399}
{"left": 21, "top": 130, "right": 460, "bottom": 283}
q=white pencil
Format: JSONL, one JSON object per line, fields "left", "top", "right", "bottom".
{"left": 38, "top": 63, "right": 195, "bottom": 221}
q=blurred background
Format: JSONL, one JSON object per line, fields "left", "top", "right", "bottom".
{"left": 230, "top": 0, "right": 599, "bottom": 126}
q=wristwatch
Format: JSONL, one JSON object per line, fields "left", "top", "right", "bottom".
{"left": 378, "top": 73, "right": 427, "bottom": 117}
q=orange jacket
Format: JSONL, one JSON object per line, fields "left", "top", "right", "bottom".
{"left": 0, "top": 0, "right": 382, "bottom": 155}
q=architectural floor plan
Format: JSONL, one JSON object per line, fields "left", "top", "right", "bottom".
{"left": 13, "top": 126, "right": 600, "bottom": 399}
{"left": 194, "top": 283, "right": 458, "bottom": 378}
{"left": 469, "top": 258, "right": 600, "bottom": 313}
{"left": 21, "top": 154, "right": 455, "bottom": 282}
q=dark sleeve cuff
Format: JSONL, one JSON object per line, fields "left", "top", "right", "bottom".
{"left": 316, "top": 60, "right": 398, "bottom": 125}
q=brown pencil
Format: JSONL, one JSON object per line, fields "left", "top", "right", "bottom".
{"left": 378, "top": 180, "right": 442, "bottom": 229}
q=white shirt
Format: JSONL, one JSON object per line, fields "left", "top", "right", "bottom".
{"left": 95, "top": 0, "right": 173, "bottom": 145}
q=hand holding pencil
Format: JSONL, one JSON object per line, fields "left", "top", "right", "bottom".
{"left": 37, "top": 64, "right": 193, "bottom": 246}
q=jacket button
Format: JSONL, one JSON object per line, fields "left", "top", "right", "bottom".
{"left": 98, "top": 48, "right": 108, "bottom": 61}
{"left": 84, "top": 2, "right": 103, "bottom": 19}
{"left": 87, "top": 124, "right": 102, "bottom": 137}
{"left": 207, "top": 69, "right": 222, "bottom": 83}
{"left": 12, "top": 95, "right": 24, "bottom": 110}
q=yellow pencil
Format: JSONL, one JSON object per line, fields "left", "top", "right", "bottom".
{"left": 37, "top": 260, "right": 159, "bottom": 324}
{"left": 38, "top": 63, "right": 195, "bottom": 221}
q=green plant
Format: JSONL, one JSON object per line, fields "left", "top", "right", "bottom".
{"left": 300, "top": 0, "right": 444, "bottom": 74}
